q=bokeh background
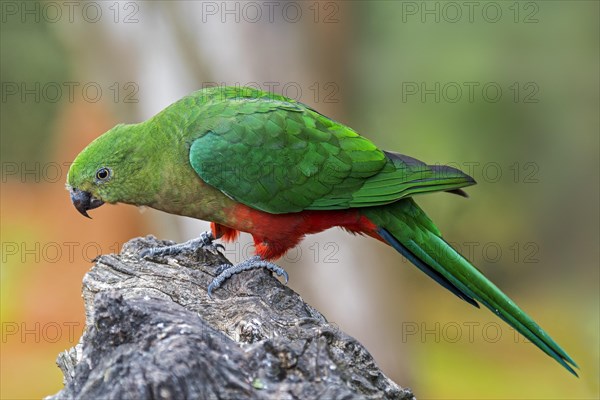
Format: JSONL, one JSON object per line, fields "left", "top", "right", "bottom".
{"left": 1, "top": 1, "right": 598, "bottom": 398}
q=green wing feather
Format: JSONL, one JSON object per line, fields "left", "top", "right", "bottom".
{"left": 187, "top": 87, "right": 474, "bottom": 213}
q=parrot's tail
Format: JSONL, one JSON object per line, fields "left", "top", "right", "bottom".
{"left": 362, "top": 198, "right": 578, "bottom": 376}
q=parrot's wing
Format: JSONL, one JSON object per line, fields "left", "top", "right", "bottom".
{"left": 189, "top": 94, "right": 474, "bottom": 214}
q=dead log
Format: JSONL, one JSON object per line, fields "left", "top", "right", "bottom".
{"left": 47, "top": 236, "right": 414, "bottom": 399}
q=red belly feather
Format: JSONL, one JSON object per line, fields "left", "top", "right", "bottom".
{"left": 211, "top": 204, "right": 382, "bottom": 260}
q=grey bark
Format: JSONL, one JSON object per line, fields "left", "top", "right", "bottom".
{"left": 47, "top": 236, "right": 414, "bottom": 400}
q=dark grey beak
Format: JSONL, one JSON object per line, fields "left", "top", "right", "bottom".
{"left": 70, "top": 188, "right": 104, "bottom": 218}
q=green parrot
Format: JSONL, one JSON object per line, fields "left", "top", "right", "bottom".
{"left": 67, "top": 86, "right": 577, "bottom": 375}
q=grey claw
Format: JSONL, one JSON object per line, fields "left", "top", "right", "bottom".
{"left": 205, "top": 242, "right": 226, "bottom": 255}
{"left": 278, "top": 269, "right": 289, "bottom": 284}
{"left": 140, "top": 248, "right": 151, "bottom": 258}
{"left": 198, "top": 231, "right": 226, "bottom": 255}
{"left": 207, "top": 279, "right": 222, "bottom": 299}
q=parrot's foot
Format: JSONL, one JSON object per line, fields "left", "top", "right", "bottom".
{"left": 140, "top": 231, "right": 224, "bottom": 258}
{"left": 207, "top": 256, "right": 289, "bottom": 298}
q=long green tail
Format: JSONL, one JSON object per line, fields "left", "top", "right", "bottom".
{"left": 363, "top": 198, "right": 578, "bottom": 376}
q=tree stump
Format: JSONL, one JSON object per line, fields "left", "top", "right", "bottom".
{"left": 47, "top": 236, "right": 414, "bottom": 399}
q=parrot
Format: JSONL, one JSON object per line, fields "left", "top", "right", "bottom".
{"left": 66, "top": 86, "right": 577, "bottom": 376}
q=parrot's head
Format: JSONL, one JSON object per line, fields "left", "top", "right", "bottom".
{"left": 66, "top": 124, "right": 153, "bottom": 218}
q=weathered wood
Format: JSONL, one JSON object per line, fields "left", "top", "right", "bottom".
{"left": 47, "top": 236, "right": 414, "bottom": 399}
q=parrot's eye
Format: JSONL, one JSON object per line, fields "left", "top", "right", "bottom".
{"left": 95, "top": 167, "right": 111, "bottom": 182}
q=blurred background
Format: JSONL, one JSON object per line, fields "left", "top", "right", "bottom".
{"left": 1, "top": 1, "right": 598, "bottom": 398}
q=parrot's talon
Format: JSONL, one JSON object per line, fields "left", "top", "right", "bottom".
{"left": 197, "top": 231, "right": 226, "bottom": 254}
{"left": 140, "top": 231, "right": 224, "bottom": 259}
{"left": 207, "top": 256, "right": 289, "bottom": 298}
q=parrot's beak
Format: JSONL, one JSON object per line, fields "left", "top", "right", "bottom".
{"left": 70, "top": 188, "right": 104, "bottom": 219}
